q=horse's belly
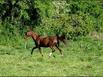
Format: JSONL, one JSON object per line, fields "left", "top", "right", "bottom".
{"left": 40, "top": 45, "right": 49, "bottom": 47}
{"left": 39, "top": 44, "right": 49, "bottom": 47}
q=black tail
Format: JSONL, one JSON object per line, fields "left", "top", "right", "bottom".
{"left": 56, "top": 33, "right": 66, "bottom": 47}
{"left": 56, "top": 34, "right": 60, "bottom": 47}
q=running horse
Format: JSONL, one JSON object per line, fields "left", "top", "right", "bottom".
{"left": 25, "top": 31, "right": 66, "bottom": 57}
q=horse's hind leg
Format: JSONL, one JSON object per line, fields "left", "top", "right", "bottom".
{"left": 49, "top": 47, "right": 55, "bottom": 57}
{"left": 57, "top": 40, "right": 60, "bottom": 47}
{"left": 62, "top": 40, "right": 66, "bottom": 45}
{"left": 31, "top": 46, "right": 37, "bottom": 55}
{"left": 55, "top": 45, "right": 63, "bottom": 56}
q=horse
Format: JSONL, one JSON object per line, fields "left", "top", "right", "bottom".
{"left": 25, "top": 31, "right": 66, "bottom": 57}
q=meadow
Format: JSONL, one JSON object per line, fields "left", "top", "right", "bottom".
{"left": 0, "top": 33, "right": 103, "bottom": 76}
{"left": 0, "top": 0, "right": 103, "bottom": 76}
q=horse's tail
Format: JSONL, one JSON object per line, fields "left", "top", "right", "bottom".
{"left": 56, "top": 34, "right": 60, "bottom": 47}
{"left": 56, "top": 33, "right": 66, "bottom": 46}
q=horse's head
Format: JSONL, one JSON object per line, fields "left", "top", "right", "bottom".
{"left": 25, "top": 31, "right": 39, "bottom": 40}
{"left": 25, "top": 31, "right": 33, "bottom": 37}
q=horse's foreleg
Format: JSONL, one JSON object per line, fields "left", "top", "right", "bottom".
{"left": 55, "top": 45, "right": 63, "bottom": 56}
{"left": 31, "top": 46, "right": 37, "bottom": 55}
{"left": 38, "top": 47, "right": 43, "bottom": 57}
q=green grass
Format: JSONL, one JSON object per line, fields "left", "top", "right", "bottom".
{"left": 0, "top": 35, "right": 103, "bottom": 76}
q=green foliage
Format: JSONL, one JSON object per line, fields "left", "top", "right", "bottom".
{"left": 0, "top": 0, "right": 103, "bottom": 44}
{"left": 34, "top": 0, "right": 103, "bottom": 39}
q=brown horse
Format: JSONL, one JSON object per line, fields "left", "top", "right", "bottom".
{"left": 25, "top": 31, "right": 66, "bottom": 57}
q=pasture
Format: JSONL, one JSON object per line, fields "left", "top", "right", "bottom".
{"left": 0, "top": 0, "right": 103, "bottom": 76}
{"left": 0, "top": 34, "right": 103, "bottom": 76}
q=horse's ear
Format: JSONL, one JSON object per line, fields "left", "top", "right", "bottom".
{"left": 27, "top": 26, "right": 33, "bottom": 31}
{"left": 30, "top": 26, "right": 33, "bottom": 31}
{"left": 26, "top": 26, "right": 30, "bottom": 31}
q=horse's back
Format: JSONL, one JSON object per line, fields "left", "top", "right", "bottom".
{"left": 39, "top": 36, "right": 58, "bottom": 47}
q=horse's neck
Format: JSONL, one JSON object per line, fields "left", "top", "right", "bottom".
{"left": 31, "top": 35, "right": 36, "bottom": 42}
{"left": 31, "top": 34, "right": 39, "bottom": 41}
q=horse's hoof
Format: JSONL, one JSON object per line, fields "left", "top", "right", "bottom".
{"left": 53, "top": 55, "right": 56, "bottom": 58}
{"left": 49, "top": 53, "right": 52, "bottom": 57}
{"left": 61, "top": 54, "right": 64, "bottom": 57}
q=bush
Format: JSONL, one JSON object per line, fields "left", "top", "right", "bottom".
{"left": 0, "top": 0, "right": 103, "bottom": 45}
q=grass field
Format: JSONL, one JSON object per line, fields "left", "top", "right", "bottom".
{"left": 0, "top": 34, "right": 103, "bottom": 76}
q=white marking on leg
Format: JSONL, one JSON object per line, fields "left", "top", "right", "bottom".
{"left": 61, "top": 54, "right": 63, "bottom": 56}
{"left": 49, "top": 52, "right": 52, "bottom": 57}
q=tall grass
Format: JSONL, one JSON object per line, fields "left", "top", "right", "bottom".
{"left": 0, "top": 34, "right": 103, "bottom": 76}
